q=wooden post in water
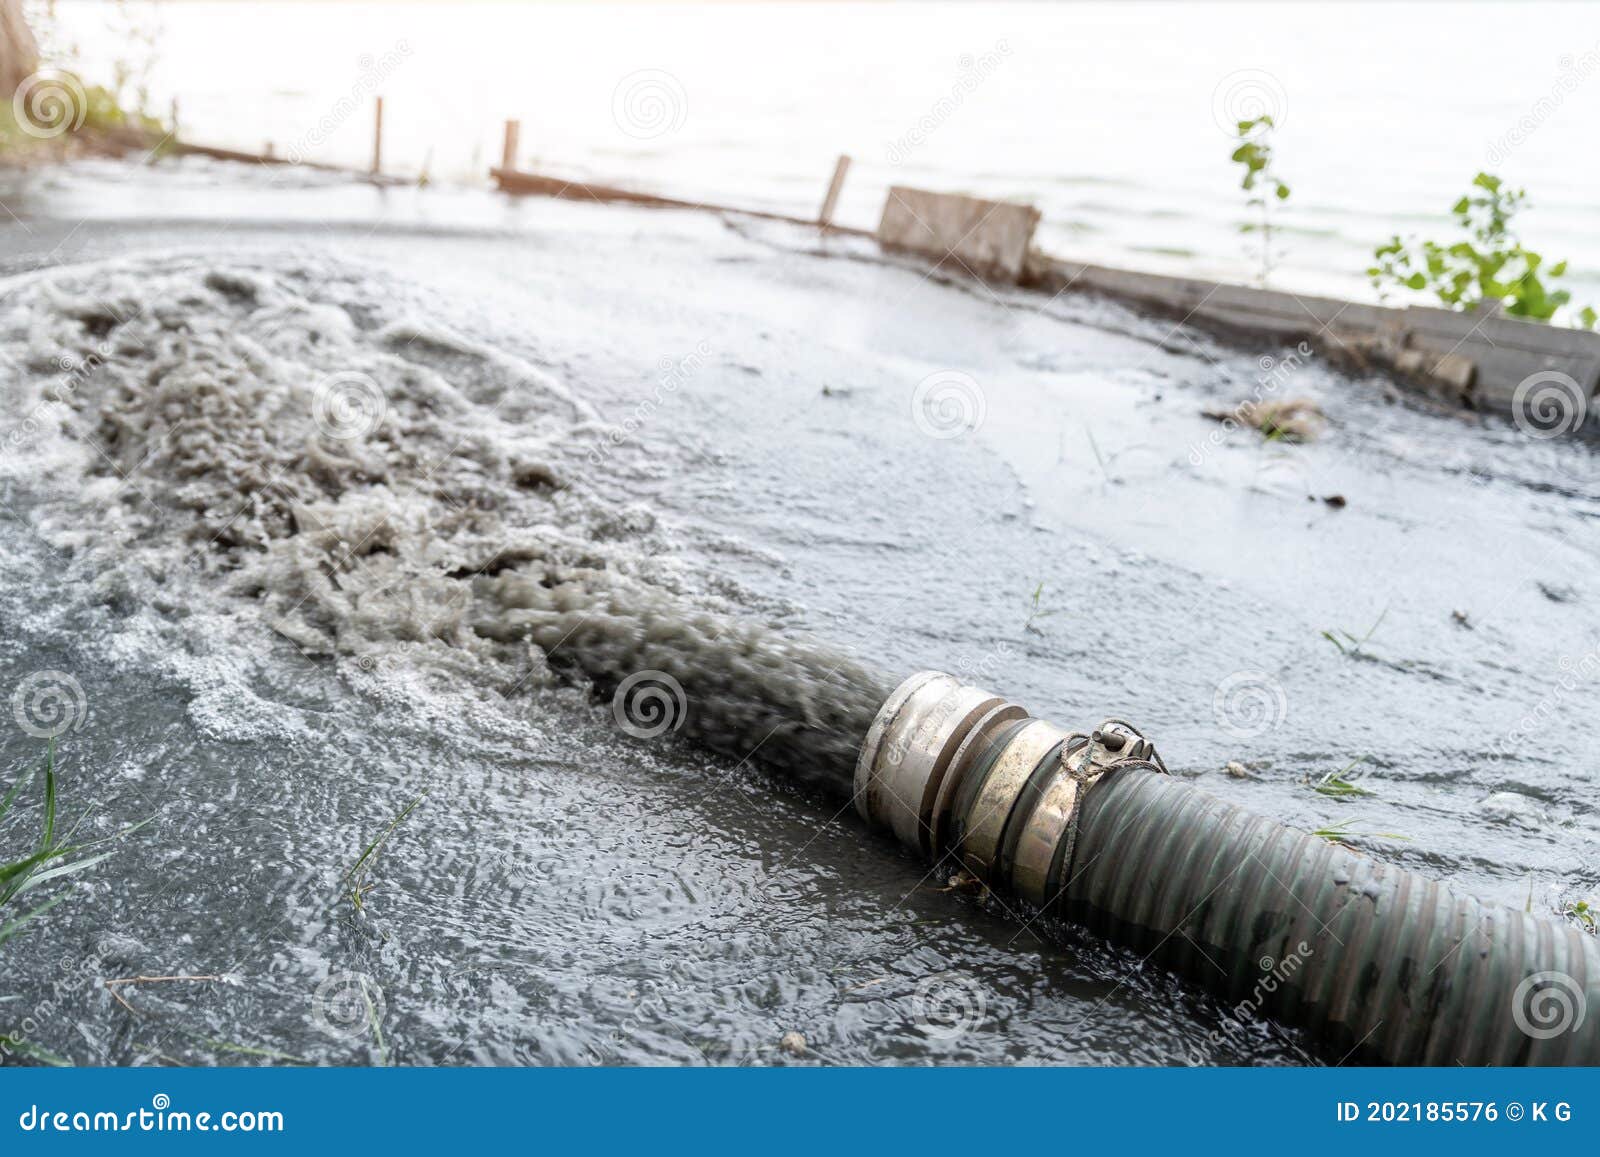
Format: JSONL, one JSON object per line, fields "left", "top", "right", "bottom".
{"left": 501, "top": 119, "right": 521, "bottom": 172}
{"left": 371, "top": 97, "right": 385, "bottom": 175}
{"left": 819, "top": 154, "right": 851, "bottom": 228}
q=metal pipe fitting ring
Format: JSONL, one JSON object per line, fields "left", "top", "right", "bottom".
{"left": 929, "top": 700, "right": 1029, "bottom": 857}
{"left": 854, "top": 671, "right": 1008, "bottom": 856}
{"left": 998, "top": 746, "right": 1073, "bottom": 897}
{"left": 954, "top": 719, "right": 1069, "bottom": 883}
{"left": 945, "top": 715, "right": 1029, "bottom": 860}
{"left": 853, "top": 670, "right": 945, "bottom": 827}
{"left": 1010, "top": 767, "right": 1085, "bottom": 908}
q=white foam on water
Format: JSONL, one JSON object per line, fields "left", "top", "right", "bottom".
{"left": 0, "top": 250, "right": 887, "bottom": 774}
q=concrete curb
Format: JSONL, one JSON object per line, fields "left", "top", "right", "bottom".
{"left": 1027, "top": 255, "right": 1600, "bottom": 425}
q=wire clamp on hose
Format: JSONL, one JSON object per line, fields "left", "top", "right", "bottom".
{"left": 1010, "top": 720, "right": 1166, "bottom": 905}
{"left": 1063, "top": 718, "right": 1168, "bottom": 780}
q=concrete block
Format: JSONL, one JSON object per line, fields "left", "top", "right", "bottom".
{"left": 878, "top": 186, "right": 1040, "bottom": 283}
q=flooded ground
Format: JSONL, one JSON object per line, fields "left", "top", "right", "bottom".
{"left": 0, "top": 159, "right": 1596, "bottom": 1066}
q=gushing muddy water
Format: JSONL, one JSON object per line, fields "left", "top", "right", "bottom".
{"left": 0, "top": 162, "right": 1596, "bottom": 1065}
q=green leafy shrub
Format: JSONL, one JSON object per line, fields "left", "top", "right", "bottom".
{"left": 1369, "top": 172, "right": 1596, "bottom": 328}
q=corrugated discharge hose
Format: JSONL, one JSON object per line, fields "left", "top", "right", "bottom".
{"left": 492, "top": 578, "right": 1597, "bottom": 1065}
{"left": 1069, "top": 765, "right": 1600, "bottom": 1065}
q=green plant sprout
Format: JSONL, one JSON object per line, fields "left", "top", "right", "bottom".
{"left": 1321, "top": 605, "right": 1389, "bottom": 658}
{"left": 1312, "top": 757, "right": 1373, "bottom": 799}
{"left": 1024, "top": 581, "right": 1059, "bottom": 635}
{"left": 1231, "top": 114, "right": 1291, "bottom": 286}
{"left": 1561, "top": 899, "right": 1596, "bottom": 934}
{"left": 3, "top": 742, "right": 145, "bottom": 1064}
{"left": 1369, "top": 172, "right": 1597, "bottom": 328}
{"left": 1312, "top": 819, "right": 1410, "bottom": 846}
{"left": 1, "top": 741, "right": 143, "bottom": 948}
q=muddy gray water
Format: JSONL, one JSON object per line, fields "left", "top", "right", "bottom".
{"left": 0, "top": 160, "right": 1595, "bottom": 1066}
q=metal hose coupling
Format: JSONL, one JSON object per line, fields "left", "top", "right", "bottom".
{"left": 854, "top": 671, "right": 1166, "bottom": 909}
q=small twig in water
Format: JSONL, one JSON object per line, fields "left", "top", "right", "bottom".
{"left": 103, "top": 974, "right": 228, "bottom": 1014}
{"left": 1085, "top": 425, "right": 1109, "bottom": 482}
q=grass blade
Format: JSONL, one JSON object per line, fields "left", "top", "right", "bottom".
{"left": 0, "top": 893, "right": 69, "bottom": 946}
